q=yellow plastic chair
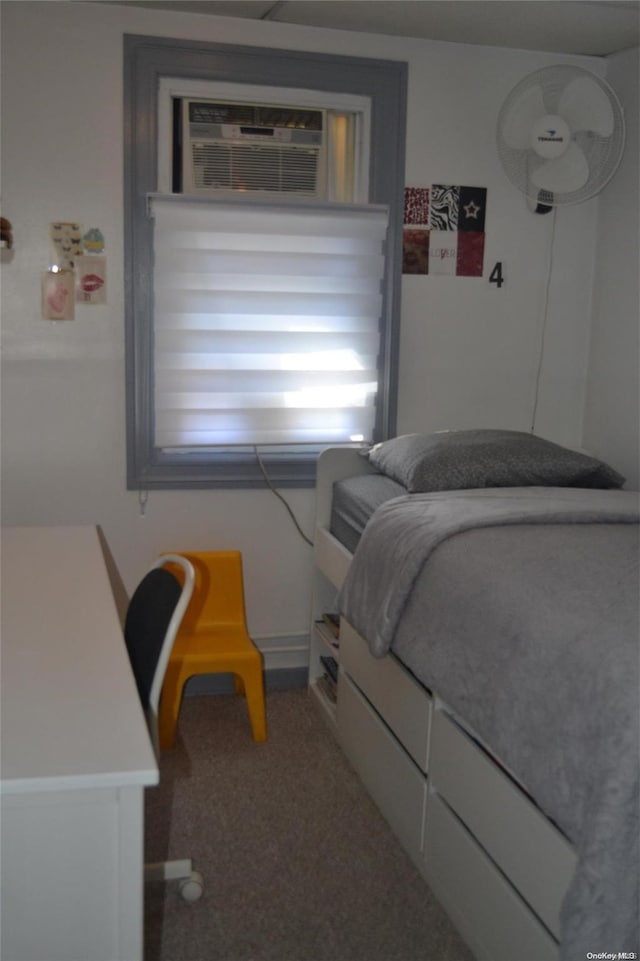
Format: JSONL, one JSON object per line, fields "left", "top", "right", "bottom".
{"left": 158, "top": 551, "right": 267, "bottom": 749}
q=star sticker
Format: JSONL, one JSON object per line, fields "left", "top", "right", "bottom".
{"left": 463, "top": 200, "right": 481, "bottom": 219}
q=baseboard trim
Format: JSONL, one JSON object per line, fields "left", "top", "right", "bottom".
{"left": 185, "top": 667, "right": 308, "bottom": 696}
{"left": 181, "top": 632, "right": 309, "bottom": 696}
{"left": 254, "top": 633, "right": 309, "bottom": 671}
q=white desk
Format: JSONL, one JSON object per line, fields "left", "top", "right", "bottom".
{"left": 1, "top": 525, "right": 158, "bottom": 961}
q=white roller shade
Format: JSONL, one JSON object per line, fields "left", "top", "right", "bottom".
{"left": 150, "top": 196, "right": 388, "bottom": 448}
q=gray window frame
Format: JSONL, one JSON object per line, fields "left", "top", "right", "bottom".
{"left": 124, "top": 34, "right": 407, "bottom": 489}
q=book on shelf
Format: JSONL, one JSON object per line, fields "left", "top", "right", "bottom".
{"left": 315, "top": 618, "right": 340, "bottom": 651}
{"left": 317, "top": 673, "right": 337, "bottom": 704}
{"left": 322, "top": 612, "right": 340, "bottom": 639}
{"left": 320, "top": 655, "right": 338, "bottom": 683}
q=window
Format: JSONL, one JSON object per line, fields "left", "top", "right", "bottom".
{"left": 124, "top": 35, "right": 407, "bottom": 488}
{"left": 151, "top": 195, "right": 388, "bottom": 449}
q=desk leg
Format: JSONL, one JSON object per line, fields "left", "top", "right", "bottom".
{"left": 117, "top": 785, "right": 146, "bottom": 961}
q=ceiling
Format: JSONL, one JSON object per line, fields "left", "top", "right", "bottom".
{"left": 107, "top": 1, "right": 640, "bottom": 56}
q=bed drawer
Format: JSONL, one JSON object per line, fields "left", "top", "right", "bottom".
{"left": 429, "top": 708, "right": 576, "bottom": 940}
{"left": 337, "top": 671, "right": 427, "bottom": 866}
{"left": 424, "top": 792, "right": 560, "bottom": 961}
{"left": 339, "top": 619, "right": 431, "bottom": 771}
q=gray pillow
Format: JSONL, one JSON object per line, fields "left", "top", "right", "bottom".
{"left": 367, "top": 429, "right": 625, "bottom": 493}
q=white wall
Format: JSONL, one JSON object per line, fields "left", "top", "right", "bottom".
{"left": 1, "top": 2, "right": 636, "bottom": 658}
{"left": 583, "top": 46, "right": 639, "bottom": 489}
{"left": 399, "top": 49, "right": 602, "bottom": 445}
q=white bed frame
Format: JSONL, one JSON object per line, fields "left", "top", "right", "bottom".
{"left": 308, "top": 448, "right": 577, "bottom": 961}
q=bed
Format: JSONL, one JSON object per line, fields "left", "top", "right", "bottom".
{"left": 308, "top": 430, "right": 639, "bottom": 961}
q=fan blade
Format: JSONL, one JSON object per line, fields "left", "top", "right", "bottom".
{"left": 558, "top": 76, "right": 614, "bottom": 136}
{"left": 502, "top": 84, "right": 546, "bottom": 149}
{"left": 531, "top": 142, "right": 590, "bottom": 193}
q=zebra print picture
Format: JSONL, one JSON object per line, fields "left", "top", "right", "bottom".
{"left": 430, "top": 185, "right": 459, "bottom": 230}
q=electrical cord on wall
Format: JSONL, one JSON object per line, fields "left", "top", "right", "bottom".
{"left": 253, "top": 446, "right": 314, "bottom": 547}
{"left": 530, "top": 206, "right": 558, "bottom": 433}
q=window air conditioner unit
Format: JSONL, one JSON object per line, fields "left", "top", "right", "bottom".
{"left": 181, "top": 100, "right": 326, "bottom": 198}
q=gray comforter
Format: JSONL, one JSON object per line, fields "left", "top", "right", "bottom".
{"left": 338, "top": 486, "right": 639, "bottom": 961}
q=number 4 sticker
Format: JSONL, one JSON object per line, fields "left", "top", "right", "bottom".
{"left": 489, "top": 262, "right": 505, "bottom": 288}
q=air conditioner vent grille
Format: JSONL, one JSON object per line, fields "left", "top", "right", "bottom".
{"left": 192, "top": 143, "right": 320, "bottom": 195}
{"left": 182, "top": 98, "right": 326, "bottom": 197}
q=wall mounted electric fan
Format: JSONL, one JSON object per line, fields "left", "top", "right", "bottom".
{"left": 496, "top": 65, "right": 625, "bottom": 209}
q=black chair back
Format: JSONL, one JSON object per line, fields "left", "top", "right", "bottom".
{"left": 125, "top": 567, "right": 182, "bottom": 710}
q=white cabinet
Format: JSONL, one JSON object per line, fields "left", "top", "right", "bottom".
{"left": 423, "top": 793, "right": 560, "bottom": 961}
{"left": 1, "top": 786, "right": 146, "bottom": 961}
{"left": 0, "top": 526, "right": 157, "bottom": 961}
{"left": 338, "top": 672, "right": 428, "bottom": 866}
{"left": 428, "top": 707, "right": 575, "bottom": 941}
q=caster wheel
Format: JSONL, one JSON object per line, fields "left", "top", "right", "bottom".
{"left": 178, "top": 870, "right": 204, "bottom": 902}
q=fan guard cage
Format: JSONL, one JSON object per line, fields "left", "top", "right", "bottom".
{"left": 497, "top": 65, "right": 625, "bottom": 207}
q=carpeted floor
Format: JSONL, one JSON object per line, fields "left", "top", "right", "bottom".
{"left": 144, "top": 689, "right": 475, "bottom": 961}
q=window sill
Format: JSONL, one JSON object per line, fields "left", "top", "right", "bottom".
{"left": 127, "top": 445, "right": 365, "bottom": 490}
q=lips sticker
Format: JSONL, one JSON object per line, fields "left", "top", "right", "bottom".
{"left": 75, "top": 255, "right": 107, "bottom": 304}
{"left": 81, "top": 273, "right": 104, "bottom": 293}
